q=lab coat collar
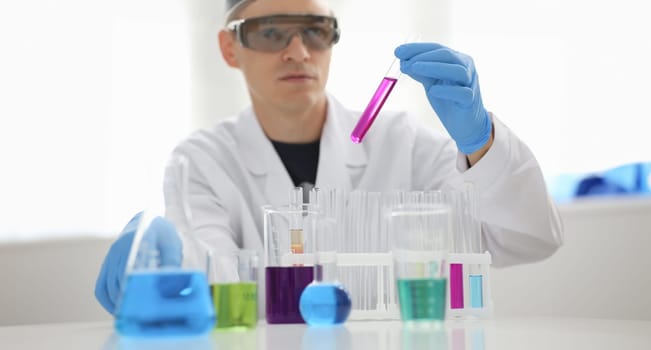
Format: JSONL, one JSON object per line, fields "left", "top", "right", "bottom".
{"left": 234, "top": 106, "right": 289, "bottom": 207}
{"left": 315, "top": 94, "right": 367, "bottom": 190}
{"left": 235, "top": 94, "right": 368, "bottom": 204}
{"left": 235, "top": 107, "right": 271, "bottom": 177}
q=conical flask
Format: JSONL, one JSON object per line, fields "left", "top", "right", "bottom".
{"left": 114, "top": 154, "right": 215, "bottom": 336}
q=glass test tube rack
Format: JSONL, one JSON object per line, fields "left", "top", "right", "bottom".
{"left": 277, "top": 250, "right": 399, "bottom": 320}
{"left": 336, "top": 252, "right": 400, "bottom": 320}
{"left": 299, "top": 188, "right": 491, "bottom": 321}
{"left": 270, "top": 251, "right": 495, "bottom": 321}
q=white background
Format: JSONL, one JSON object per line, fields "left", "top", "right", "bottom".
{"left": 1, "top": 0, "right": 649, "bottom": 240}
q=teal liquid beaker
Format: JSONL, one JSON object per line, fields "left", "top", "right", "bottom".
{"left": 390, "top": 204, "right": 450, "bottom": 323}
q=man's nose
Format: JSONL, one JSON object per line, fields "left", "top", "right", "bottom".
{"left": 282, "top": 32, "right": 310, "bottom": 62}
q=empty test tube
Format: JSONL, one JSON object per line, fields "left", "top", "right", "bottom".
{"left": 463, "top": 182, "right": 482, "bottom": 254}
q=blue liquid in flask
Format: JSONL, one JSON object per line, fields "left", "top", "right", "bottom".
{"left": 115, "top": 269, "right": 215, "bottom": 337}
{"left": 299, "top": 283, "right": 352, "bottom": 326}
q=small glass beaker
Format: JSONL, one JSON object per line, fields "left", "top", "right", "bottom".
{"left": 208, "top": 249, "right": 259, "bottom": 330}
{"left": 390, "top": 204, "right": 450, "bottom": 323}
{"left": 263, "top": 204, "right": 318, "bottom": 324}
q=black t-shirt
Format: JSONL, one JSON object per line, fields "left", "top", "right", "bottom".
{"left": 270, "top": 139, "right": 320, "bottom": 188}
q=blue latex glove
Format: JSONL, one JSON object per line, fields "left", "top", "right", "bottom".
{"left": 395, "top": 43, "right": 492, "bottom": 154}
{"left": 94, "top": 212, "right": 183, "bottom": 315}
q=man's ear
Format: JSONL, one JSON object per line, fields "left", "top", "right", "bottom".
{"left": 218, "top": 30, "right": 240, "bottom": 68}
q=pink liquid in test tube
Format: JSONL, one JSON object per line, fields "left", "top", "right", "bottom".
{"left": 350, "top": 58, "right": 401, "bottom": 143}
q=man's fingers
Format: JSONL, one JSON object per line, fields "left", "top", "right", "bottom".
{"left": 151, "top": 217, "right": 183, "bottom": 267}
{"left": 406, "top": 61, "right": 472, "bottom": 86}
{"left": 427, "top": 85, "right": 475, "bottom": 106}
{"left": 394, "top": 42, "right": 446, "bottom": 60}
{"left": 94, "top": 259, "right": 116, "bottom": 314}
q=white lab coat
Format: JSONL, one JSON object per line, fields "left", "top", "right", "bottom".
{"left": 164, "top": 94, "right": 563, "bottom": 269}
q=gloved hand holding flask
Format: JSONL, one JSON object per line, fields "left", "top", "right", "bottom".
{"left": 94, "top": 213, "right": 183, "bottom": 315}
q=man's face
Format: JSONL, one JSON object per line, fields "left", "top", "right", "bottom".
{"left": 221, "top": 0, "right": 335, "bottom": 113}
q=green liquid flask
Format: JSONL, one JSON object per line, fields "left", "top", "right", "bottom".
{"left": 211, "top": 282, "right": 258, "bottom": 329}
{"left": 208, "top": 250, "right": 259, "bottom": 330}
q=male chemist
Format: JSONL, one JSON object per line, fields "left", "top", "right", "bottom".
{"left": 95, "top": 0, "right": 563, "bottom": 314}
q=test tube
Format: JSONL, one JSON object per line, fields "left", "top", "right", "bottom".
{"left": 350, "top": 59, "right": 400, "bottom": 143}
{"left": 449, "top": 190, "right": 465, "bottom": 310}
{"left": 290, "top": 187, "right": 304, "bottom": 255}
{"left": 463, "top": 183, "right": 484, "bottom": 309}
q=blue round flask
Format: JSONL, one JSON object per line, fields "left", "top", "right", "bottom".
{"left": 299, "top": 282, "right": 352, "bottom": 326}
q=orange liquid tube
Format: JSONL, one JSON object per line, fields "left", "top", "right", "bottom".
{"left": 290, "top": 187, "right": 304, "bottom": 265}
{"left": 291, "top": 228, "right": 304, "bottom": 254}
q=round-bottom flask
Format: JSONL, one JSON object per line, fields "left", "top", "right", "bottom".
{"left": 299, "top": 282, "right": 351, "bottom": 326}
{"left": 298, "top": 217, "right": 351, "bottom": 326}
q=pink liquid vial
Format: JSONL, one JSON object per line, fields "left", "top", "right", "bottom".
{"left": 350, "top": 56, "right": 403, "bottom": 143}
{"left": 350, "top": 77, "right": 397, "bottom": 143}
{"left": 450, "top": 263, "right": 464, "bottom": 309}
{"left": 350, "top": 34, "right": 421, "bottom": 143}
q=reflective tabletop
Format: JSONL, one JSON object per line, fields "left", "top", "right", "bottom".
{"left": 1, "top": 318, "right": 650, "bottom": 350}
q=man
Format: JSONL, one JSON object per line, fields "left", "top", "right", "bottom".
{"left": 95, "top": 0, "right": 563, "bottom": 315}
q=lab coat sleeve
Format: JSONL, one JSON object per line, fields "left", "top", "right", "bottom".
{"left": 418, "top": 114, "right": 564, "bottom": 267}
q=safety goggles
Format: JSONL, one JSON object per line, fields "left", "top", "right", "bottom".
{"left": 226, "top": 14, "right": 340, "bottom": 53}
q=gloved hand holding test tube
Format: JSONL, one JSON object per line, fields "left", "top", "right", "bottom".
{"left": 351, "top": 34, "right": 421, "bottom": 143}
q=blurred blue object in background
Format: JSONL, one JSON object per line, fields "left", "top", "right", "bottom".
{"left": 547, "top": 173, "right": 585, "bottom": 203}
{"left": 575, "top": 175, "right": 627, "bottom": 196}
{"left": 547, "top": 162, "right": 651, "bottom": 202}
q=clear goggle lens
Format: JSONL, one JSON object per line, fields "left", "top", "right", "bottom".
{"left": 227, "top": 14, "right": 340, "bottom": 53}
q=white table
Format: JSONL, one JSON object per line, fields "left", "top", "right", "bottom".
{"left": 1, "top": 318, "right": 650, "bottom": 350}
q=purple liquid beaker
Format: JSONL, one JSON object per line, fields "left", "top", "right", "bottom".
{"left": 265, "top": 266, "right": 314, "bottom": 323}
{"left": 263, "top": 203, "right": 319, "bottom": 324}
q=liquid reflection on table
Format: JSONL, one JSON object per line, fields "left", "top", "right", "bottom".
{"left": 103, "top": 320, "right": 475, "bottom": 350}
{"left": 2, "top": 318, "right": 649, "bottom": 350}
{"left": 102, "top": 318, "right": 651, "bottom": 350}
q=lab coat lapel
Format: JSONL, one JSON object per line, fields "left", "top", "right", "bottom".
{"left": 235, "top": 108, "right": 294, "bottom": 207}
{"left": 316, "top": 96, "right": 368, "bottom": 190}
